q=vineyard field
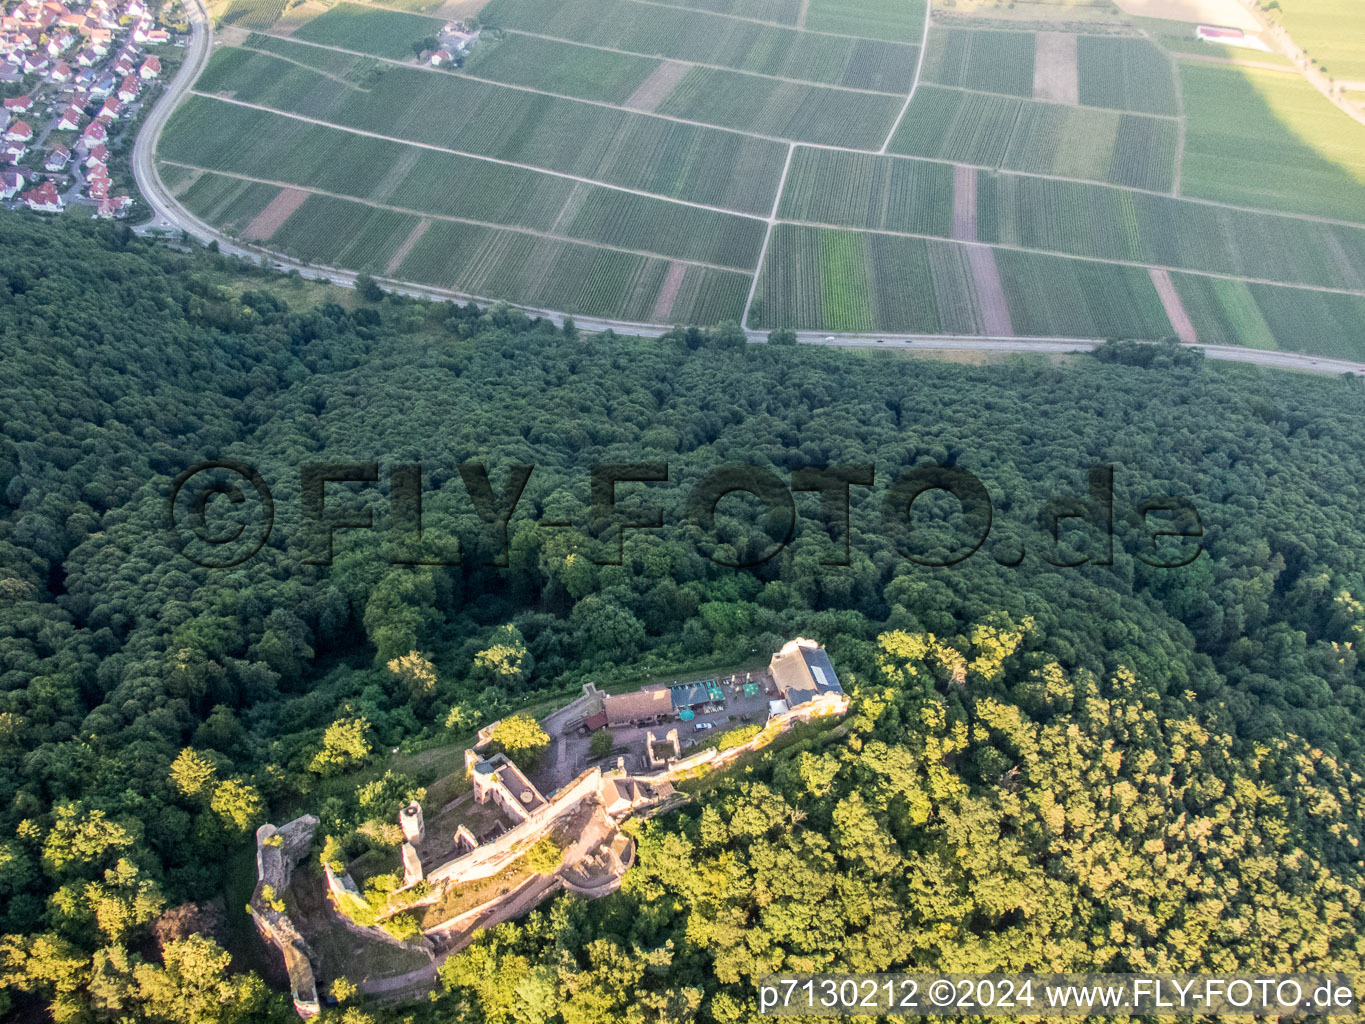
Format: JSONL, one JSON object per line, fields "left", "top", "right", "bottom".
{"left": 921, "top": 28, "right": 1036, "bottom": 98}
{"left": 289, "top": 3, "right": 439, "bottom": 59}
{"left": 992, "top": 249, "right": 1173, "bottom": 339}
{"left": 639, "top": 0, "right": 804, "bottom": 26}
{"left": 801, "top": 0, "right": 926, "bottom": 44}
{"left": 1076, "top": 36, "right": 1179, "bottom": 116}
{"left": 185, "top": 50, "right": 789, "bottom": 214}
{"left": 1001, "top": 104, "right": 1177, "bottom": 191}
{"left": 465, "top": 35, "right": 660, "bottom": 104}
{"left": 175, "top": 172, "right": 281, "bottom": 233}
{"left": 266, "top": 194, "right": 422, "bottom": 270}
{"left": 886, "top": 87, "right": 1021, "bottom": 167}
{"left": 480, "top": 0, "right": 920, "bottom": 92}
{"left": 777, "top": 148, "right": 956, "bottom": 237}
{"left": 654, "top": 67, "right": 902, "bottom": 148}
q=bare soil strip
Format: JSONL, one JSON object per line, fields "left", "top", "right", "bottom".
{"left": 386, "top": 217, "right": 431, "bottom": 274}
{"left": 170, "top": 167, "right": 205, "bottom": 196}
{"left": 967, "top": 244, "right": 1014, "bottom": 337}
{"left": 242, "top": 186, "right": 309, "bottom": 241}
{"left": 1148, "top": 267, "right": 1197, "bottom": 342}
{"left": 652, "top": 261, "right": 689, "bottom": 321}
{"left": 1033, "top": 32, "right": 1079, "bottom": 106}
{"left": 371, "top": 148, "right": 421, "bottom": 204}
{"left": 951, "top": 164, "right": 977, "bottom": 242}
{"left": 624, "top": 60, "right": 692, "bottom": 113}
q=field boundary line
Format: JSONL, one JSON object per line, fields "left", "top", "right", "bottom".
{"left": 1165, "top": 42, "right": 1187, "bottom": 195}
{"left": 741, "top": 142, "right": 796, "bottom": 327}
{"left": 161, "top": 161, "right": 760, "bottom": 272}
{"left": 616, "top": 0, "right": 924, "bottom": 44}
{"left": 878, "top": 0, "right": 932, "bottom": 153}
{"left": 796, "top": 0, "right": 810, "bottom": 29}
{"left": 343, "top": 0, "right": 921, "bottom": 44}
{"left": 185, "top": 91, "right": 776, "bottom": 221}
{"left": 247, "top": 33, "right": 894, "bottom": 146}
{"left": 236, "top": 41, "right": 370, "bottom": 89}
{"left": 781, "top": 217, "right": 1365, "bottom": 296}
{"left": 924, "top": 81, "right": 1182, "bottom": 120}
{"left": 491, "top": 28, "right": 906, "bottom": 95}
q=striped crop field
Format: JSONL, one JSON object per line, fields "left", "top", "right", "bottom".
{"left": 654, "top": 66, "right": 902, "bottom": 148}
{"left": 639, "top": 0, "right": 804, "bottom": 25}
{"left": 218, "top": 0, "right": 287, "bottom": 30}
{"left": 991, "top": 249, "right": 1173, "bottom": 340}
{"left": 754, "top": 224, "right": 984, "bottom": 334}
{"left": 1076, "top": 36, "right": 1179, "bottom": 116}
{"left": 1172, "top": 273, "right": 1365, "bottom": 358}
{"left": 159, "top": 98, "right": 767, "bottom": 270}
{"left": 1001, "top": 104, "right": 1178, "bottom": 191}
{"left": 174, "top": 172, "right": 282, "bottom": 233}
{"left": 157, "top": 0, "right": 1365, "bottom": 345}
{"left": 886, "top": 87, "right": 1021, "bottom": 167}
{"left": 977, "top": 173, "right": 1365, "bottom": 292}
{"left": 777, "top": 148, "right": 956, "bottom": 237}
{"left": 480, "top": 0, "right": 920, "bottom": 92}
{"left": 464, "top": 35, "right": 660, "bottom": 105}
{"left": 393, "top": 218, "right": 750, "bottom": 322}
{"left": 921, "top": 28, "right": 1036, "bottom": 97}
{"left": 289, "top": 3, "right": 440, "bottom": 59}
{"left": 802, "top": 0, "right": 926, "bottom": 43}
{"left": 186, "top": 48, "right": 789, "bottom": 214}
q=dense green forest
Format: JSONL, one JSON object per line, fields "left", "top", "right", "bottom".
{"left": 0, "top": 217, "right": 1362, "bottom": 1022}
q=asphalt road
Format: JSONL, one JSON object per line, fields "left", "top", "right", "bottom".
{"left": 128, "top": 11, "right": 1365, "bottom": 378}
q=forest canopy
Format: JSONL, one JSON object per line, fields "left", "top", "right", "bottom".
{"left": 0, "top": 217, "right": 1362, "bottom": 1022}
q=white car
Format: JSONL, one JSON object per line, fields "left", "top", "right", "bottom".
{"left": 693, "top": 721, "right": 714, "bottom": 731}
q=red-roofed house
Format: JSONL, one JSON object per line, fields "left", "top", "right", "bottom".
{"left": 22, "top": 179, "right": 62, "bottom": 211}
{"left": 3, "top": 95, "right": 32, "bottom": 111}
{"left": 139, "top": 54, "right": 159, "bottom": 77}
{"left": 0, "top": 168, "right": 22, "bottom": 198}
{"left": 117, "top": 75, "right": 138, "bottom": 102}
{"left": 50, "top": 59, "right": 71, "bottom": 81}
{"left": 1, "top": 142, "right": 27, "bottom": 163}
{"left": 85, "top": 142, "right": 108, "bottom": 167}
{"left": 96, "top": 194, "right": 130, "bottom": 217}
{"left": 57, "top": 105, "right": 83, "bottom": 130}
{"left": 87, "top": 174, "right": 110, "bottom": 199}
{"left": 44, "top": 143, "right": 69, "bottom": 170}
{"left": 80, "top": 120, "right": 106, "bottom": 146}
{"left": 99, "top": 96, "right": 120, "bottom": 118}
{"left": 3, "top": 119, "right": 33, "bottom": 142}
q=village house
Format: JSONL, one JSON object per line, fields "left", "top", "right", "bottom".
{"left": 96, "top": 193, "right": 130, "bottom": 217}
{"left": 99, "top": 95, "right": 120, "bottom": 118}
{"left": 22, "top": 179, "right": 62, "bottom": 211}
{"left": 84, "top": 142, "right": 107, "bottom": 167}
{"left": 1, "top": 142, "right": 26, "bottom": 163}
{"left": 117, "top": 74, "right": 137, "bottom": 101}
{"left": 602, "top": 686, "right": 673, "bottom": 727}
{"left": 3, "top": 119, "right": 33, "bottom": 142}
{"left": 44, "top": 143, "right": 69, "bottom": 170}
{"left": 57, "top": 105, "right": 83, "bottom": 130}
{"left": 80, "top": 119, "right": 106, "bottom": 147}
{"left": 2, "top": 95, "right": 32, "bottom": 112}
{"left": 138, "top": 53, "right": 159, "bottom": 77}
{"left": 0, "top": 168, "right": 23, "bottom": 198}
{"left": 50, "top": 59, "right": 72, "bottom": 80}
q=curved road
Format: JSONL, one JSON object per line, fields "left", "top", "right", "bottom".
{"left": 129, "top": 8, "right": 1365, "bottom": 378}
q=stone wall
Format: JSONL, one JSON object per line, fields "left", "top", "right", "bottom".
{"left": 252, "top": 816, "right": 321, "bottom": 1019}
{"left": 427, "top": 766, "right": 606, "bottom": 885}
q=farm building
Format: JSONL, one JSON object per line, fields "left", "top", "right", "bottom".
{"left": 768, "top": 637, "right": 844, "bottom": 710}
{"left": 603, "top": 687, "right": 672, "bottom": 726}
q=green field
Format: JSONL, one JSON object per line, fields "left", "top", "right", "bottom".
{"left": 290, "top": 3, "right": 439, "bottom": 58}
{"left": 218, "top": 0, "right": 286, "bottom": 30}
{"left": 160, "top": 0, "right": 1365, "bottom": 346}
{"left": 1076, "top": 36, "right": 1179, "bottom": 116}
{"left": 887, "top": 86, "right": 1177, "bottom": 190}
{"left": 480, "top": 0, "right": 921, "bottom": 91}
{"left": 1179, "top": 62, "right": 1365, "bottom": 221}
{"left": 464, "top": 34, "right": 660, "bottom": 104}
{"left": 920, "top": 27, "right": 1036, "bottom": 97}
{"left": 1276, "top": 0, "right": 1365, "bottom": 83}
{"left": 802, "top": 0, "right": 926, "bottom": 43}
{"left": 655, "top": 66, "right": 901, "bottom": 148}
